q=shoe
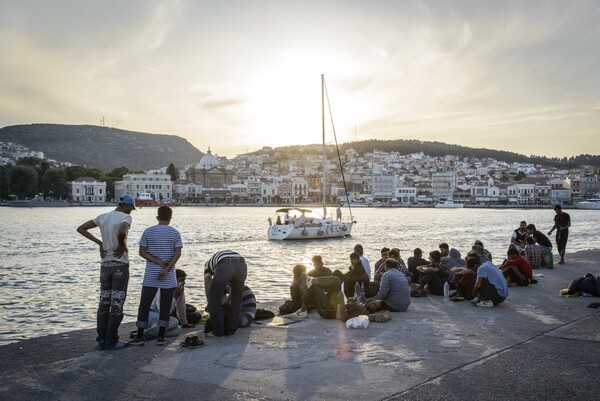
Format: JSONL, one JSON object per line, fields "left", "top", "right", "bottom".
{"left": 181, "top": 336, "right": 204, "bottom": 349}
{"left": 474, "top": 300, "right": 495, "bottom": 308}
{"left": 469, "top": 296, "right": 480, "bottom": 304}
{"left": 450, "top": 296, "right": 465, "bottom": 302}
{"left": 287, "top": 310, "right": 308, "bottom": 319}
{"left": 181, "top": 323, "right": 196, "bottom": 329}
{"left": 96, "top": 340, "right": 105, "bottom": 351}
{"left": 105, "top": 341, "right": 130, "bottom": 350}
{"left": 156, "top": 337, "right": 167, "bottom": 346}
{"left": 129, "top": 337, "right": 145, "bottom": 346}
{"left": 529, "top": 279, "right": 538, "bottom": 284}
{"left": 204, "top": 331, "right": 221, "bottom": 338}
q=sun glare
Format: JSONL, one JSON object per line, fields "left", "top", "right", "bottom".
{"left": 242, "top": 52, "right": 361, "bottom": 147}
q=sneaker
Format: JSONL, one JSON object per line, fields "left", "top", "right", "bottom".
{"left": 287, "top": 310, "right": 308, "bottom": 319}
{"left": 474, "top": 300, "right": 495, "bottom": 308}
{"left": 105, "top": 341, "right": 130, "bottom": 350}
{"left": 96, "top": 340, "right": 105, "bottom": 351}
{"left": 450, "top": 296, "right": 465, "bottom": 302}
{"left": 156, "top": 337, "right": 167, "bottom": 346}
{"left": 469, "top": 296, "right": 480, "bottom": 304}
{"left": 129, "top": 337, "right": 145, "bottom": 346}
{"left": 529, "top": 279, "right": 538, "bottom": 284}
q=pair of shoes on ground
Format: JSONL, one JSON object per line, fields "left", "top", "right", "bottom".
{"left": 286, "top": 310, "right": 308, "bottom": 319}
{"left": 180, "top": 335, "right": 204, "bottom": 348}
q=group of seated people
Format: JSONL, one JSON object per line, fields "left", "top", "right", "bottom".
{"left": 282, "top": 227, "right": 553, "bottom": 318}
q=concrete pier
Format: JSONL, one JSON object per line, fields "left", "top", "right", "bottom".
{"left": 2, "top": 250, "right": 599, "bottom": 401}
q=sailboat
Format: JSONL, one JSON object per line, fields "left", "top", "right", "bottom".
{"left": 267, "top": 75, "right": 355, "bottom": 240}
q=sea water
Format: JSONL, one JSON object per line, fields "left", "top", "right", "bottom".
{"left": 1, "top": 206, "right": 598, "bottom": 344}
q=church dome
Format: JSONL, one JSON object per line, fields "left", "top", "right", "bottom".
{"left": 196, "top": 147, "right": 219, "bottom": 169}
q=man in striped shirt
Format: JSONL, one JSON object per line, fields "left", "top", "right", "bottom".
{"left": 204, "top": 250, "right": 247, "bottom": 337}
{"left": 130, "top": 206, "right": 183, "bottom": 346}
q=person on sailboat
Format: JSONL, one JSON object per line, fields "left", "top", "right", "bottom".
{"left": 283, "top": 212, "right": 290, "bottom": 225}
{"left": 336, "top": 206, "right": 342, "bottom": 221}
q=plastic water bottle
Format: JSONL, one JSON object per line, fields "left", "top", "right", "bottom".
{"left": 443, "top": 281, "right": 450, "bottom": 302}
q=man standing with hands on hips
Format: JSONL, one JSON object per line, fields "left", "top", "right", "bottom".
{"left": 548, "top": 204, "right": 571, "bottom": 265}
{"left": 77, "top": 194, "right": 136, "bottom": 350}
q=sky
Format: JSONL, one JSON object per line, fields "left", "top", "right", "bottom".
{"left": 1, "top": 0, "right": 599, "bottom": 159}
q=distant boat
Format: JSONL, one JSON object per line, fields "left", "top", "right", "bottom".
{"left": 435, "top": 199, "right": 464, "bottom": 209}
{"left": 8, "top": 193, "right": 69, "bottom": 208}
{"left": 577, "top": 195, "right": 600, "bottom": 210}
{"left": 267, "top": 75, "right": 355, "bottom": 240}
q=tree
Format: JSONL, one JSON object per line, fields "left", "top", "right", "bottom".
{"left": 166, "top": 163, "right": 179, "bottom": 181}
{"left": 10, "top": 165, "right": 38, "bottom": 198}
{"left": 0, "top": 165, "right": 11, "bottom": 199}
{"left": 42, "top": 168, "right": 68, "bottom": 199}
{"left": 514, "top": 171, "right": 527, "bottom": 181}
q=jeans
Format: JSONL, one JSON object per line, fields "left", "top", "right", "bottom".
{"left": 207, "top": 260, "right": 247, "bottom": 336}
{"left": 97, "top": 262, "right": 129, "bottom": 343}
{"left": 136, "top": 286, "right": 175, "bottom": 330}
{"left": 475, "top": 278, "right": 506, "bottom": 305}
{"left": 144, "top": 311, "right": 181, "bottom": 339}
{"left": 419, "top": 272, "right": 444, "bottom": 295}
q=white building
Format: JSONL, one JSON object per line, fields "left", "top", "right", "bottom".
{"left": 432, "top": 171, "right": 457, "bottom": 201}
{"left": 114, "top": 171, "right": 173, "bottom": 201}
{"left": 69, "top": 177, "right": 107, "bottom": 203}
{"left": 372, "top": 171, "right": 396, "bottom": 202}
{"left": 394, "top": 186, "right": 417, "bottom": 204}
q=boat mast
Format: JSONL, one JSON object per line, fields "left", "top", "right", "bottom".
{"left": 321, "top": 74, "right": 327, "bottom": 218}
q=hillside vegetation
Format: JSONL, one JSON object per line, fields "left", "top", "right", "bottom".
{"left": 0, "top": 124, "right": 203, "bottom": 170}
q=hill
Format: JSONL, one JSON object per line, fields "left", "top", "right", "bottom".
{"left": 0, "top": 124, "right": 203, "bottom": 171}
{"left": 265, "top": 139, "right": 600, "bottom": 168}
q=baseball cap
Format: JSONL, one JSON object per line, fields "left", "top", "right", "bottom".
{"left": 119, "top": 194, "right": 137, "bottom": 209}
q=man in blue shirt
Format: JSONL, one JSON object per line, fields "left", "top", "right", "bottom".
{"left": 469, "top": 255, "right": 509, "bottom": 308}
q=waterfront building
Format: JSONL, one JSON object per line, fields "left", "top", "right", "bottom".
{"left": 372, "top": 171, "right": 396, "bottom": 203}
{"left": 114, "top": 171, "right": 173, "bottom": 201}
{"left": 185, "top": 148, "right": 234, "bottom": 188}
{"left": 432, "top": 171, "right": 457, "bottom": 202}
{"left": 395, "top": 186, "right": 417, "bottom": 205}
{"left": 69, "top": 177, "right": 107, "bottom": 203}
{"left": 173, "top": 180, "right": 202, "bottom": 203}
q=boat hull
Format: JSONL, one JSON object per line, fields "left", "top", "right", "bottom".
{"left": 435, "top": 201, "right": 464, "bottom": 209}
{"left": 268, "top": 219, "right": 353, "bottom": 240}
{"left": 577, "top": 201, "right": 600, "bottom": 210}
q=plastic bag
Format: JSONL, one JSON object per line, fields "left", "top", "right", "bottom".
{"left": 345, "top": 315, "right": 369, "bottom": 329}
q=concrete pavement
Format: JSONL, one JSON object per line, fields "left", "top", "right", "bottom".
{"left": 1, "top": 250, "right": 599, "bottom": 401}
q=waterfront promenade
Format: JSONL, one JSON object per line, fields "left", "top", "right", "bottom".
{"left": 1, "top": 250, "right": 599, "bottom": 401}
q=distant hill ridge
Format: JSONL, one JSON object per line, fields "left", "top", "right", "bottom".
{"left": 0, "top": 124, "right": 203, "bottom": 171}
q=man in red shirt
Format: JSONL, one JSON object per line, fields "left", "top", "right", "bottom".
{"left": 501, "top": 247, "right": 536, "bottom": 286}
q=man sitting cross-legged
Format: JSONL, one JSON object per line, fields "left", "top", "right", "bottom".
{"left": 367, "top": 258, "right": 411, "bottom": 313}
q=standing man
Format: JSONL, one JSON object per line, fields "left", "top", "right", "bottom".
{"left": 336, "top": 205, "right": 342, "bottom": 221}
{"left": 204, "top": 250, "right": 247, "bottom": 337}
{"left": 77, "top": 194, "right": 136, "bottom": 350}
{"left": 130, "top": 206, "right": 183, "bottom": 346}
{"left": 548, "top": 204, "right": 571, "bottom": 265}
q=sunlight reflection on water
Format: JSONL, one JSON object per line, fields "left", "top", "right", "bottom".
{"left": 1, "top": 205, "right": 599, "bottom": 344}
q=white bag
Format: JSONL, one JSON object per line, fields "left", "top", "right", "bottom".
{"left": 345, "top": 315, "right": 369, "bottom": 329}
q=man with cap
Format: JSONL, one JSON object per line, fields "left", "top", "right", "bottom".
{"left": 77, "top": 194, "right": 136, "bottom": 350}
